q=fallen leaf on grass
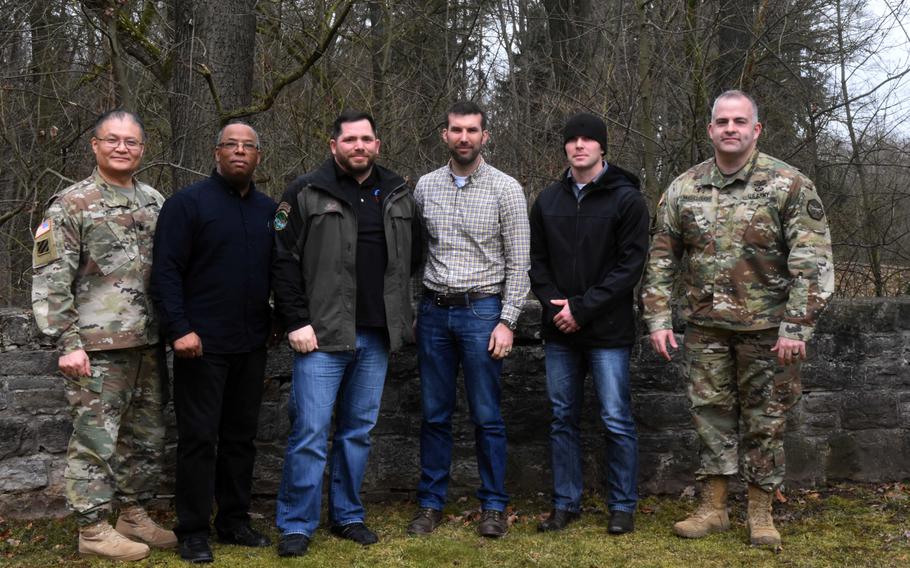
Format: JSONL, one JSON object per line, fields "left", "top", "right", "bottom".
{"left": 775, "top": 489, "right": 787, "bottom": 503}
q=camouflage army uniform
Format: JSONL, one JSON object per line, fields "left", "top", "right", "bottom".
{"left": 31, "top": 169, "right": 166, "bottom": 525}
{"left": 642, "top": 150, "right": 834, "bottom": 490}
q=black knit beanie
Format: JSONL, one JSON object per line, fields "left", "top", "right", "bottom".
{"left": 563, "top": 112, "right": 608, "bottom": 155}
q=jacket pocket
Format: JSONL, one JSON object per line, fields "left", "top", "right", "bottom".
{"left": 86, "top": 221, "right": 135, "bottom": 275}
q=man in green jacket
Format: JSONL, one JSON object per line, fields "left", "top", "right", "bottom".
{"left": 271, "top": 110, "right": 420, "bottom": 557}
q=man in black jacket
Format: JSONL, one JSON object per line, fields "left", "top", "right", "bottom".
{"left": 151, "top": 122, "right": 275, "bottom": 563}
{"left": 529, "top": 113, "right": 650, "bottom": 535}
{"left": 271, "top": 111, "right": 419, "bottom": 557}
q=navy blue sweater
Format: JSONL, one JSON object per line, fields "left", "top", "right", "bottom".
{"left": 151, "top": 172, "right": 276, "bottom": 353}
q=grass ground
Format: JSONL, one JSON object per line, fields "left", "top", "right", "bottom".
{"left": 2, "top": 484, "right": 909, "bottom": 567}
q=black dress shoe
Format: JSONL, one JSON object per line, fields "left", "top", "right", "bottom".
{"left": 477, "top": 510, "right": 508, "bottom": 538}
{"left": 277, "top": 533, "right": 310, "bottom": 557}
{"left": 330, "top": 522, "right": 378, "bottom": 545}
{"left": 538, "top": 509, "right": 580, "bottom": 532}
{"left": 216, "top": 523, "right": 271, "bottom": 547}
{"left": 179, "top": 535, "right": 213, "bottom": 564}
{"left": 608, "top": 510, "right": 634, "bottom": 534}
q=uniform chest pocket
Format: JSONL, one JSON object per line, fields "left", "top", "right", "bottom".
{"left": 741, "top": 201, "right": 782, "bottom": 252}
{"left": 86, "top": 220, "right": 136, "bottom": 275}
{"left": 679, "top": 203, "right": 713, "bottom": 245}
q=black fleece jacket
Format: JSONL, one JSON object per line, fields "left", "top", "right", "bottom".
{"left": 529, "top": 164, "right": 650, "bottom": 347}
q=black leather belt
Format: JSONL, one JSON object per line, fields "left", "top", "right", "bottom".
{"left": 425, "top": 289, "right": 497, "bottom": 307}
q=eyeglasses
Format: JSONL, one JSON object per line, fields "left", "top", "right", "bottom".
{"left": 95, "top": 137, "right": 144, "bottom": 151}
{"left": 217, "top": 141, "right": 259, "bottom": 152}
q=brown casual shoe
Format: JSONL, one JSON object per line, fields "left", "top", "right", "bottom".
{"left": 477, "top": 509, "right": 508, "bottom": 538}
{"left": 116, "top": 506, "right": 178, "bottom": 549}
{"left": 407, "top": 508, "right": 444, "bottom": 535}
{"left": 673, "top": 476, "right": 731, "bottom": 538}
{"left": 747, "top": 484, "right": 781, "bottom": 546}
{"left": 79, "top": 521, "right": 150, "bottom": 561}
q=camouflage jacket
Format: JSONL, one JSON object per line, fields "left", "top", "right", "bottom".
{"left": 642, "top": 150, "right": 834, "bottom": 341}
{"left": 31, "top": 169, "right": 165, "bottom": 352}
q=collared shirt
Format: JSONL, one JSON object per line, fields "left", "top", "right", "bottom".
{"left": 415, "top": 159, "right": 531, "bottom": 324}
{"left": 31, "top": 169, "right": 164, "bottom": 352}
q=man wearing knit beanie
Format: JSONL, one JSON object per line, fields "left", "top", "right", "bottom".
{"left": 562, "top": 112, "right": 608, "bottom": 157}
{"left": 529, "top": 111, "right": 650, "bottom": 535}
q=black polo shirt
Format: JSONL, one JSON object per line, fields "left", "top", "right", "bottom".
{"left": 334, "top": 162, "right": 388, "bottom": 329}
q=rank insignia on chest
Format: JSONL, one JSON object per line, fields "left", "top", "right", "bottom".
{"left": 324, "top": 201, "right": 340, "bottom": 213}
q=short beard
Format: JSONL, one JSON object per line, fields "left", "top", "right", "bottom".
{"left": 336, "top": 154, "right": 375, "bottom": 177}
{"left": 449, "top": 145, "right": 481, "bottom": 166}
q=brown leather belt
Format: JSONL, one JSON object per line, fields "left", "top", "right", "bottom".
{"left": 425, "top": 289, "right": 497, "bottom": 307}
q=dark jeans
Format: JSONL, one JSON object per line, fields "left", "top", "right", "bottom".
{"left": 173, "top": 348, "right": 267, "bottom": 540}
{"left": 545, "top": 341, "right": 638, "bottom": 513}
{"left": 416, "top": 294, "right": 508, "bottom": 512}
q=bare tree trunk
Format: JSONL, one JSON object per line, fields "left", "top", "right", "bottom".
{"left": 685, "top": 0, "right": 708, "bottom": 164}
{"left": 543, "top": 0, "right": 592, "bottom": 92}
{"left": 170, "top": 0, "right": 257, "bottom": 190}
{"left": 834, "top": 0, "right": 883, "bottom": 296}
{"left": 713, "top": 0, "right": 754, "bottom": 91}
{"left": 636, "top": 0, "right": 659, "bottom": 210}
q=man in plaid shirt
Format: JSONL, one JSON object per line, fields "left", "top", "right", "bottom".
{"left": 407, "top": 101, "right": 530, "bottom": 539}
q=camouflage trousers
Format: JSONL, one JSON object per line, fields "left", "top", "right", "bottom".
{"left": 684, "top": 325, "right": 801, "bottom": 491}
{"left": 63, "top": 344, "right": 166, "bottom": 525}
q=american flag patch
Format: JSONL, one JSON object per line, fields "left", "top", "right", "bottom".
{"left": 35, "top": 219, "right": 51, "bottom": 238}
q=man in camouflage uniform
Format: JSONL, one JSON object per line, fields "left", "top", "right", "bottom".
{"left": 31, "top": 110, "right": 176, "bottom": 561}
{"left": 642, "top": 90, "right": 834, "bottom": 547}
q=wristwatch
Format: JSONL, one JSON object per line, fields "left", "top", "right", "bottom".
{"left": 499, "top": 318, "right": 518, "bottom": 331}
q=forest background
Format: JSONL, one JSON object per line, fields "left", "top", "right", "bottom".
{"left": 2, "top": 0, "right": 909, "bottom": 307}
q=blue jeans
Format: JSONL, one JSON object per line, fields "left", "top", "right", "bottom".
{"left": 416, "top": 294, "right": 508, "bottom": 512}
{"left": 275, "top": 328, "right": 388, "bottom": 537}
{"left": 545, "top": 341, "right": 638, "bottom": 513}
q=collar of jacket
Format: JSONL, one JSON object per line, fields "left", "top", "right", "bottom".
{"left": 701, "top": 148, "right": 760, "bottom": 190}
{"left": 93, "top": 167, "right": 153, "bottom": 208}
{"left": 558, "top": 162, "right": 641, "bottom": 195}
{"left": 304, "top": 158, "right": 407, "bottom": 204}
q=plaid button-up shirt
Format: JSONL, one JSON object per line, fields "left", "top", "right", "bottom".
{"left": 415, "top": 159, "right": 531, "bottom": 324}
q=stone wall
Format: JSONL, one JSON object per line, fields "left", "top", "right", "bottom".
{"left": 2, "top": 299, "right": 909, "bottom": 519}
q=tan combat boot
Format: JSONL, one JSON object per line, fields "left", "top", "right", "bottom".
{"left": 673, "top": 476, "right": 731, "bottom": 538}
{"left": 79, "top": 520, "right": 150, "bottom": 561}
{"left": 115, "top": 506, "right": 178, "bottom": 549}
{"left": 747, "top": 484, "right": 781, "bottom": 546}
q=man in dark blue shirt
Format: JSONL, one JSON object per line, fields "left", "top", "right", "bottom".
{"left": 151, "top": 122, "right": 276, "bottom": 564}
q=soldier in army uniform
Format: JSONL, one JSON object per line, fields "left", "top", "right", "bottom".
{"left": 31, "top": 110, "right": 176, "bottom": 561}
{"left": 642, "top": 91, "right": 834, "bottom": 547}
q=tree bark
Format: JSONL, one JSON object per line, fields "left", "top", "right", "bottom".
{"left": 169, "top": 0, "right": 257, "bottom": 190}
